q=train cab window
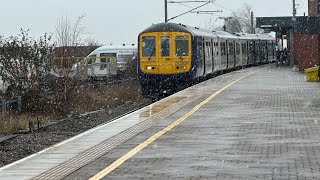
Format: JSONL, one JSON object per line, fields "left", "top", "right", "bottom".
{"left": 175, "top": 36, "right": 189, "bottom": 56}
{"left": 87, "top": 55, "right": 96, "bottom": 65}
{"left": 160, "top": 36, "right": 170, "bottom": 57}
{"left": 142, "top": 36, "right": 156, "bottom": 57}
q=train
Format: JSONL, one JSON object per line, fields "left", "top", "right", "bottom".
{"left": 72, "top": 45, "right": 137, "bottom": 80}
{"left": 138, "top": 23, "right": 276, "bottom": 98}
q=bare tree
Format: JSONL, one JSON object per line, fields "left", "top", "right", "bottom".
{"left": 225, "top": 13, "right": 242, "bottom": 33}
{"left": 204, "top": 17, "right": 224, "bottom": 31}
{"left": 237, "top": 3, "right": 255, "bottom": 33}
{"left": 54, "top": 14, "right": 87, "bottom": 71}
{"left": 224, "top": 3, "right": 255, "bottom": 34}
{"left": 84, "top": 37, "right": 103, "bottom": 47}
{"left": 54, "top": 14, "right": 87, "bottom": 103}
{"left": 55, "top": 14, "right": 86, "bottom": 48}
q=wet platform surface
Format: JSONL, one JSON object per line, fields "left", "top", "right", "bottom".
{"left": 2, "top": 64, "right": 320, "bottom": 179}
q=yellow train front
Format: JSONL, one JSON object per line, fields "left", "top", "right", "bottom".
{"left": 138, "top": 23, "right": 196, "bottom": 98}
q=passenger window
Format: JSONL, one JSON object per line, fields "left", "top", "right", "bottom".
{"left": 175, "top": 36, "right": 189, "bottom": 56}
{"left": 220, "top": 42, "right": 224, "bottom": 56}
{"left": 142, "top": 36, "right": 156, "bottom": 57}
{"left": 229, "top": 43, "right": 234, "bottom": 55}
{"left": 160, "top": 36, "right": 170, "bottom": 57}
{"left": 100, "top": 53, "right": 117, "bottom": 63}
{"left": 215, "top": 42, "right": 219, "bottom": 56}
{"left": 236, "top": 43, "right": 240, "bottom": 55}
{"left": 100, "top": 55, "right": 107, "bottom": 63}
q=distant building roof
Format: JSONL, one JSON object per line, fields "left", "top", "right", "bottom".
{"left": 54, "top": 46, "right": 99, "bottom": 58}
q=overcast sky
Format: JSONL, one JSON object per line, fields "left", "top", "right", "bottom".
{"left": 0, "top": 0, "right": 308, "bottom": 45}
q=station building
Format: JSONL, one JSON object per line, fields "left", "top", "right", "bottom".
{"left": 256, "top": 0, "right": 320, "bottom": 71}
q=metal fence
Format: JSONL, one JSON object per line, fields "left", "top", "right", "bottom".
{"left": 1, "top": 96, "right": 22, "bottom": 115}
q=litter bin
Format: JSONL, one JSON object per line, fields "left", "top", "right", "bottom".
{"left": 304, "top": 66, "right": 319, "bottom": 82}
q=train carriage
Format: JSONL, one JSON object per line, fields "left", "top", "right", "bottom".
{"left": 138, "top": 23, "right": 275, "bottom": 98}
{"left": 83, "top": 45, "right": 137, "bottom": 79}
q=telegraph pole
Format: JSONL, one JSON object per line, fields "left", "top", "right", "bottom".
{"left": 165, "top": 0, "right": 168, "bottom": 23}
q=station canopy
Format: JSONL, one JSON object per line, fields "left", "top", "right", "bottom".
{"left": 256, "top": 16, "right": 320, "bottom": 34}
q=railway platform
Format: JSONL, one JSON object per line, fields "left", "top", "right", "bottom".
{"left": 1, "top": 64, "right": 320, "bottom": 179}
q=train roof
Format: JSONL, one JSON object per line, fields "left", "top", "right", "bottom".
{"left": 213, "top": 30, "right": 238, "bottom": 39}
{"left": 93, "top": 45, "right": 137, "bottom": 52}
{"left": 141, "top": 23, "right": 274, "bottom": 41}
{"left": 234, "top": 33, "right": 274, "bottom": 41}
{"left": 141, "top": 23, "right": 220, "bottom": 38}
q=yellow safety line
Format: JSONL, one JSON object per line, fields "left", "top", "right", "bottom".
{"left": 89, "top": 70, "right": 256, "bottom": 180}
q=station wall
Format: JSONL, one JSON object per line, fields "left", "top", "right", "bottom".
{"left": 294, "top": 33, "right": 320, "bottom": 70}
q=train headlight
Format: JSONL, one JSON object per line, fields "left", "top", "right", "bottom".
{"left": 147, "top": 66, "right": 154, "bottom": 70}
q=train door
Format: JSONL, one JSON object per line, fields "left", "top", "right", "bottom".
{"left": 235, "top": 40, "right": 241, "bottom": 67}
{"left": 268, "top": 42, "right": 271, "bottom": 62}
{"left": 264, "top": 42, "right": 268, "bottom": 63}
{"left": 240, "top": 41, "right": 247, "bottom": 67}
{"left": 273, "top": 41, "right": 276, "bottom": 62}
{"left": 220, "top": 40, "right": 227, "bottom": 70}
{"left": 204, "top": 39, "right": 213, "bottom": 75}
{"left": 196, "top": 38, "right": 205, "bottom": 77}
{"left": 248, "top": 40, "right": 255, "bottom": 65}
{"left": 246, "top": 41, "right": 250, "bottom": 65}
{"left": 269, "top": 41, "right": 272, "bottom": 62}
{"left": 264, "top": 41, "right": 268, "bottom": 63}
{"left": 255, "top": 41, "right": 260, "bottom": 64}
{"left": 86, "top": 54, "right": 97, "bottom": 77}
{"left": 158, "top": 34, "right": 173, "bottom": 74}
{"left": 227, "top": 41, "right": 235, "bottom": 69}
{"left": 260, "top": 41, "right": 266, "bottom": 64}
{"left": 211, "top": 39, "right": 215, "bottom": 73}
{"left": 213, "top": 39, "right": 220, "bottom": 71}
{"left": 101, "top": 53, "right": 117, "bottom": 76}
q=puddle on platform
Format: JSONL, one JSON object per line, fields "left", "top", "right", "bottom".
{"left": 140, "top": 97, "right": 186, "bottom": 117}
